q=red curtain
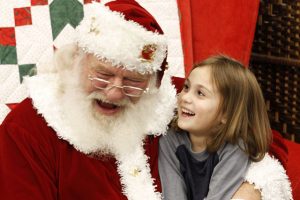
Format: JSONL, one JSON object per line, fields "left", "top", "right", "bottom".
{"left": 177, "top": 0, "right": 260, "bottom": 75}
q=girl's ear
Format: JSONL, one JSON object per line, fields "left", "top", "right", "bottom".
{"left": 220, "top": 116, "right": 227, "bottom": 124}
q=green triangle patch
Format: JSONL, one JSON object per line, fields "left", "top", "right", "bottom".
{"left": 18, "top": 64, "right": 37, "bottom": 83}
{"left": 0, "top": 45, "right": 17, "bottom": 64}
{"left": 50, "top": 0, "right": 84, "bottom": 40}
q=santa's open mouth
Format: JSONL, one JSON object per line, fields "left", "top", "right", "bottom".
{"left": 95, "top": 99, "right": 123, "bottom": 115}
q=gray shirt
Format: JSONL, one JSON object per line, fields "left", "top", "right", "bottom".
{"left": 159, "top": 129, "right": 251, "bottom": 200}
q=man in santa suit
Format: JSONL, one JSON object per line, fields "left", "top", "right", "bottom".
{"left": 0, "top": 0, "right": 292, "bottom": 200}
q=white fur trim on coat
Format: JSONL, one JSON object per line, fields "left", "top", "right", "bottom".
{"left": 116, "top": 145, "right": 162, "bottom": 200}
{"left": 75, "top": 2, "right": 167, "bottom": 74}
{"left": 245, "top": 154, "right": 293, "bottom": 200}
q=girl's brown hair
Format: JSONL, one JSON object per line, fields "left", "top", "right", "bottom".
{"left": 176, "top": 55, "right": 272, "bottom": 162}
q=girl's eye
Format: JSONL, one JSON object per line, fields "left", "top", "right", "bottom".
{"left": 183, "top": 83, "right": 189, "bottom": 91}
{"left": 197, "top": 90, "right": 205, "bottom": 96}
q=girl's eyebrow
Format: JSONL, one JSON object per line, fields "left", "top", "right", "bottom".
{"left": 196, "top": 84, "right": 212, "bottom": 95}
{"left": 188, "top": 77, "right": 213, "bottom": 95}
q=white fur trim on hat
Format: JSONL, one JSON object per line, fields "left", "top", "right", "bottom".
{"left": 75, "top": 2, "right": 167, "bottom": 74}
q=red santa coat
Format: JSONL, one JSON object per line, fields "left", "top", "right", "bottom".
{"left": 0, "top": 98, "right": 161, "bottom": 200}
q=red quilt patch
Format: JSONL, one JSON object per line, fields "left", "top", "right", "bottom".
{"left": 31, "top": 0, "right": 48, "bottom": 6}
{"left": 14, "top": 7, "right": 32, "bottom": 26}
{"left": 0, "top": 28, "right": 16, "bottom": 46}
{"left": 84, "top": 0, "right": 101, "bottom": 4}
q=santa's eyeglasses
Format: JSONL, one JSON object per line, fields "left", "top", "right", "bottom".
{"left": 88, "top": 75, "right": 149, "bottom": 97}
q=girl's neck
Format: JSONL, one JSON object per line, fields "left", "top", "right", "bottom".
{"left": 188, "top": 132, "right": 207, "bottom": 153}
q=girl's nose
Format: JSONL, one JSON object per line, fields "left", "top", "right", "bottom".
{"left": 179, "top": 91, "right": 192, "bottom": 103}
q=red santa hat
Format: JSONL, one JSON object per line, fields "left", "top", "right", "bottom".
{"left": 75, "top": 0, "right": 168, "bottom": 84}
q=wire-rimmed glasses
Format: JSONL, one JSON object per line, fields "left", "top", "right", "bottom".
{"left": 88, "top": 75, "right": 149, "bottom": 97}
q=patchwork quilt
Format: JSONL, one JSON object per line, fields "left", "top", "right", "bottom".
{"left": 0, "top": 0, "right": 184, "bottom": 123}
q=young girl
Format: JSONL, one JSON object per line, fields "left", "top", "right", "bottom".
{"left": 159, "top": 55, "right": 272, "bottom": 200}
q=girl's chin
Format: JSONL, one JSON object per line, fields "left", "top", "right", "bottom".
{"left": 177, "top": 120, "right": 188, "bottom": 130}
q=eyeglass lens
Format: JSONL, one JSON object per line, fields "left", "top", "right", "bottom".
{"left": 90, "top": 78, "right": 145, "bottom": 96}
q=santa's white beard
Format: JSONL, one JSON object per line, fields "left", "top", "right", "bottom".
{"left": 59, "top": 78, "right": 156, "bottom": 156}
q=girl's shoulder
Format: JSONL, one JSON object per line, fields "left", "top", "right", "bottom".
{"left": 217, "top": 140, "right": 248, "bottom": 161}
{"left": 160, "top": 128, "right": 189, "bottom": 150}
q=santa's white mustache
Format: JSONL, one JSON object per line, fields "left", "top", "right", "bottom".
{"left": 87, "top": 91, "right": 130, "bottom": 107}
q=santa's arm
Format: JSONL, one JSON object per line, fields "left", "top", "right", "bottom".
{"left": 235, "top": 154, "right": 293, "bottom": 200}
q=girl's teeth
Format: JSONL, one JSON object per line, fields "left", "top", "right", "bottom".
{"left": 182, "top": 108, "right": 195, "bottom": 115}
